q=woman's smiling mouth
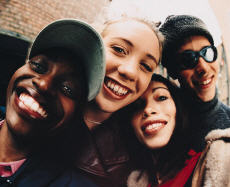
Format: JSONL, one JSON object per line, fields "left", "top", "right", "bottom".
{"left": 104, "top": 77, "right": 131, "bottom": 99}
{"left": 142, "top": 120, "right": 167, "bottom": 135}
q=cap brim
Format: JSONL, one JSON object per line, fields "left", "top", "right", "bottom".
{"left": 29, "top": 19, "right": 105, "bottom": 101}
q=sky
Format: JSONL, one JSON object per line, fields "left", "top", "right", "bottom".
{"left": 109, "top": 0, "right": 222, "bottom": 45}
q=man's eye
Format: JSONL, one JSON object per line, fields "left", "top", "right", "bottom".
{"left": 157, "top": 96, "right": 167, "bottom": 101}
{"left": 112, "top": 46, "right": 127, "bottom": 55}
{"left": 29, "top": 61, "right": 47, "bottom": 74}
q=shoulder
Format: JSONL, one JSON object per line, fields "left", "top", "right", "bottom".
{"left": 219, "top": 101, "right": 230, "bottom": 116}
{"left": 127, "top": 170, "right": 149, "bottom": 187}
{"left": 205, "top": 128, "right": 230, "bottom": 153}
{"left": 205, "top": 127, "right": 230, "bottom": 141}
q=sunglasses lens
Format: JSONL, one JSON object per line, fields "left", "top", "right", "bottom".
{"left": 178, "top": 46, "right": 217, "bottom": 71}
{"left": 179, "top": 52, "right": 197, "bottom": 70}
{"left": 201, "top": 46, "right": 216, "bottom": 62}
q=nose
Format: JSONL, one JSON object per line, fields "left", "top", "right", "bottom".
{"left": 195, "top": 57, "right": 209, "bottom": 77}
{"left": 32, "top": 75, "right": 54, "bottom": 95}
{"left": 143, "top": 106, "right": 156, "bottom": 118}
{"left": 117, "top": 60, "right": 138, "bottom": 82}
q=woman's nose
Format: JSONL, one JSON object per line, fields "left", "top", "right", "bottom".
{"left": 117, "top": 60, "right": 138, "bottom": 82}
{"left": 143, "top": 106, "right": 156, "bottom": 118}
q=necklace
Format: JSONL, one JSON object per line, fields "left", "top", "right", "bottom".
{"left": 84, "top": 117, "right": 102, "bottom": 125}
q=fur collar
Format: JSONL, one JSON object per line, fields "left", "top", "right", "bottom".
{"left": 203, "top": 128, "right": 230, "bottom": 187}
{"left": 205, "top": 127, "right": 230, "bottom": 141}
{"left": 127, "top": 170, "right": 149, "bottom": 187}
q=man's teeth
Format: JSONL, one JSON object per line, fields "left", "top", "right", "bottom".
{"left": 146, "top": 123, "right": 163, "bottom": 130}
{"left": 19, "top": 93, "right": 47, "bottom": 118}
{"left": 200, "top": 79, "right": 211, "bottom": 85}
{"left": 106, "top": 80, "right": 128, "bottom": 96}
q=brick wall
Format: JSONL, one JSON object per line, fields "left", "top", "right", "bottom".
{"left": 0, "top": 0, "right": 109, "bottom": 41}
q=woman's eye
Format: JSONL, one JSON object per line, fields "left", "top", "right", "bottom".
{"left": 157, "top": 95, "right": 168, "bottom": 101}
{"left": 111, "top": 46, "right": 127, "bottom": 55}
{"left": 29, "top": 61, "right": 47, "bottom": 74}
{"left": 141, "top": 62, "right": 153, "bottom": 72}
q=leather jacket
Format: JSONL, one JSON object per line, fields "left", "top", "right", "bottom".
{"left": 74, "top": 118, "right": 134, "bottom": 187}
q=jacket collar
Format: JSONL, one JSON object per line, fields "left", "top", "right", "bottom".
{"left": 75, "top": 119, "right": 130, "bottom": 177}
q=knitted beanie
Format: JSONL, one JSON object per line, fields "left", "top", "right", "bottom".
{"left": 159, "top": 15, "right": 214, "bottom": 79}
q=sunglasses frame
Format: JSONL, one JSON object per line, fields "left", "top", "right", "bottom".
{"left": 177, "top": 45, "right": 218, "bottom": 70}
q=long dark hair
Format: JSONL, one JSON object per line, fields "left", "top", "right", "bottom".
{"left": 118, "top": 74, "right": 190, "bottom": 185}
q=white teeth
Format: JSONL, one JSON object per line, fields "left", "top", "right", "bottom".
{"left": 31, "top": 102, "right": 39, "bottom": 111}
{"left": 146, "top": 123, "right": 163, "bottom": 130}
{"left": 200, "top": 79, "right": 211, "bottom": 85}
{"left": 114, "top": 85, "right": 119, "bottom": 92}
{"left": 19, "top": 93, "right": 48, "bottom": 118}
{"left": 106, "top": 80, "right": 129, "bottom": 96}
{"left": 118, "top": 87, "right": 123, "bottom": 94}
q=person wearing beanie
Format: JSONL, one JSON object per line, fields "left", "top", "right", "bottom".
{"left": 160, "top": 15, "right": 230, "bottom": 186}
{"left": 0, "top": 19, "right": 105, "bottom": 186}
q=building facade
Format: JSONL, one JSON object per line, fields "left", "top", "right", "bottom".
{"left": 0, "top": 0, "right": 229, "bottom": 105}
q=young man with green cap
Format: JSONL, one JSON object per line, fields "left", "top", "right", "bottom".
{"left": 0, "top": 18, "right": 105, "bottom": 186}
{"left": 160, "top": 15, "right": 230, "bottom": 152}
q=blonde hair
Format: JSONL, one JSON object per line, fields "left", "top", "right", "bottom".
{"left": 93, "top": 0, "right": 164, "bottom": 63}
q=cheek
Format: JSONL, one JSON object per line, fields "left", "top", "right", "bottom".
{"left": 6, "top": 68, "right": 25, "bottom": 102}
{"left": 137, "top": 74, "right": 152, "bottom": 94}
{"left": 180, "top": 70, "right": 193, "bottom": 83}
{"left": 131, "top": 114, "right": 142, "bottom": 136}
{"left": 168, "top": 104, "right": 177, "bottom": 133}
{"left": 162, "top": 101, "right": 176, "bottom": 123}
{"left": 60, "top": 97, "right": 76, "bottom": 122}
{"left": 212, "top": 62, "right": 219, "bottom": 73}
{"left": 105, "top": 50, "right": 116, "bottom": 73}
{"left": 168, "top": 102, "right": 176, "bottom": 118}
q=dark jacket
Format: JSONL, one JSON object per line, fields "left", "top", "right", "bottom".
{"left": 0, "top": 157, "right": 97, "bottom": 187}
{"left": 74, "top": 117, "right": 134, "bottom": 187}
{"left": 184, "top": 89, "right": 230, "bottom": 152}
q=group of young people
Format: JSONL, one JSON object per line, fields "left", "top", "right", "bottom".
{"left": 0, "top": 4, "right": 230, "bottom": 187}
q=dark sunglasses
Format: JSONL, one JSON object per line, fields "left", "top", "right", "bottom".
{"left": 177, "top": 45, "right": 218, "bottom": 70}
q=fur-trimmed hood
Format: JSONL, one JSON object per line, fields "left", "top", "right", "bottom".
{"left": 205, "top": 127, "right": 230, "bottom": 141}
{"left": 128, "top": 128, "right": 230, "bottom": 187}
{"left": 192, "top": 128, "right": 230, "bottom": 187}
{"left": 127, "top": 170, "right": 149, "bottom": 187}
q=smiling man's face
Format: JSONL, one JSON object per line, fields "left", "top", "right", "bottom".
{"left": 5, "top": 50, "right": 83, "bottom": 137}
{"left": 178, "top": 36, "right": 219, "bottom": 102}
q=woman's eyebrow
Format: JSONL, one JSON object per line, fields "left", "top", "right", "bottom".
{"left": 152, "top": 87, "right": 169, "bottom": 93}
{"left": 113, "top": 37, "right": 133, "bottom": 47}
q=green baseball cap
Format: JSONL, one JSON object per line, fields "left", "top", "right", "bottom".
{"left": 29, "top": 19, "right": 105, "bottom": 101}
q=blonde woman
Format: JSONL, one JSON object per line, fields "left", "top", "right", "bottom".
{"left": 74, "top": 1, "right": 164, "bottom": 186}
